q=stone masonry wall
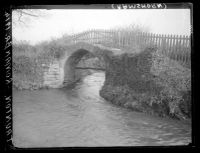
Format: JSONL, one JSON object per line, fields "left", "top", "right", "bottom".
{"left": 43, "top": 60, "right": 64, "bottom": 88}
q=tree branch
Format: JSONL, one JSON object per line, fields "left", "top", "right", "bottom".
{"left": 13, "top": 9, "right": 45, "bottom": 27}
{"left": 18, "top": 10, "right": 22, "bottom": 21}
{"left": 19, "top": 10, "right": 39, "bottom": 17}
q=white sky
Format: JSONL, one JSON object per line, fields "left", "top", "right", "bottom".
{"left": 13, "top": 9, "right": 191, "bottom": 45}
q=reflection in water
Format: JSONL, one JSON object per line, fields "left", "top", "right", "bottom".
{"left": 13, "top": 72, "right": 191, "bottom": 147}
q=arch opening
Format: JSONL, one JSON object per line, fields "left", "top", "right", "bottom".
{"left": 63, "top": 49, "right": 106, "bottom": 87}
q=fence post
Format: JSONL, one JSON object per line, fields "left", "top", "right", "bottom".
{"left": 170, "top": 35, "right": 175, "bottom": 59}
{"left": 73, "top": 34, "right": 76, "bottom": 44}
{"left": 168, "top": 34, "right": 172, "bottom": 57}
{"left": 113, "top": 30, "right": 115, "bottom": 47}
{"left": 178, "top": 35, "right": 183, "bottom": 62}
{"left": 154, "top": 34, "right": 157, "bottom": 48}
{"left": 147, "top": 32, "right": 151, "bottom": 46}
{"left": 182, "top": 35, "right": 187, "bottom": 64}
{"left": 154, "top": 33, "right": 157, "bottom": 49}
{"left": 161, "top": 34, "right": 165, "bottom": 54}
{"left": 165, "top": 34, "right": 170, "bottom": 55}
{"left": 139, "top": 32, "right": 143, "bottom": 47}
{"left": 91, "top": 29, "right": 93, "bottom": 44}
{"left": 131, "top": 31, "right": 135, "bottom": 47}
{"left": 174, "top": 35, "right": 178, "bottom": 60}
{"left": 158, "top": 34, "right": 162, "bottom": 49}
{"left": 185, "top": 35, "right": 190, "bottom": 65}
{"left": 152, "top": 33, "right": 155, "bottom": 47}
{"left": 183, "top": 35, "right": 188, "bottom": 64}
{"left": 144, "top": 32, "right": 147, "bottom": 46}
{"left": 188, "top": 35, "right": 191, "bottom": 63}
{"left": 148, "top": 32, "right": 152, "bottom": 46}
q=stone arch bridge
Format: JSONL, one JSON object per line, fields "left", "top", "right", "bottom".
{"left": 43, "top": 42, "right": 123, "bottom": 88}
{"left": 41, "top": 41, "right": 191, "bottom": 120}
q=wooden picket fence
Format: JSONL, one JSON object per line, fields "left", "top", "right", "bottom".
{"left": 65, "top": 29, "right": 191, "bottom": 68}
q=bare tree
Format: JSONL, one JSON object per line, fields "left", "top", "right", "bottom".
{"left": 12, "top": 9, "right": 48, "bottom": 27}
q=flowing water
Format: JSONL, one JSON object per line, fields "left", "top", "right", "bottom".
{"left": 13, "top": 72, "right": 191, "bottom": 148}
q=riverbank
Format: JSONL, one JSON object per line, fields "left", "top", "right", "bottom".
{"left": 100, "top": 47, "right": 191, "bottom": 121}
{"left": 13, "top": 55, "right": 44, "bottom": 90}
{"left": 13, "top": 41, "right": 68, "bottom": 90}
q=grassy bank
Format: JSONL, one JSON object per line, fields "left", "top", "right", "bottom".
{"left": 13, "top": 40, "right": 66, "bottom": 90}
{"left": 100, "top": 47, "right": 191, "bottom": 120}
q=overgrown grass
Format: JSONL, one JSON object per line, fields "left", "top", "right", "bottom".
{"left": 13, "top": 39, "right": 68, "bottom": 90}
{"left": 100, "top": 47, "right": 191, "bottom": 120}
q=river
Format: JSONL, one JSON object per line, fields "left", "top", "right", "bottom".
{"left": 13, "top": 72, "right": 191, "bottom": 147}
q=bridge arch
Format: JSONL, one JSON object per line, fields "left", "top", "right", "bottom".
{"left": 63, "top": 48, "right": 106, "bottom": 86}
{"left": 43, "top": 42, "right": 123, "bottom": 88}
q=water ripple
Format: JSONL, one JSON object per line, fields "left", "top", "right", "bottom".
{"left": 13, "top": 72, "right": 191, "bottom": 147}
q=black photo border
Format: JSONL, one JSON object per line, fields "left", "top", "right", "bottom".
{"left": 1, "top": 1, "right": 198, "bottom": 151}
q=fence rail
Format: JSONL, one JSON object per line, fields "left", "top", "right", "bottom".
{"left": 65, "top": 29, "right": 191, "bottom": 68}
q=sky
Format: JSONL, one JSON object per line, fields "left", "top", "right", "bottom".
{"left": 12, "top": 9, "right": 191, "bottom": 45}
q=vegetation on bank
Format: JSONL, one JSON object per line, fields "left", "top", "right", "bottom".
{"left": 13, "top": 40, "right": 66, "bottom": 90}
{"left": 100, "top": 47, "right": 191, "bottom": 120}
